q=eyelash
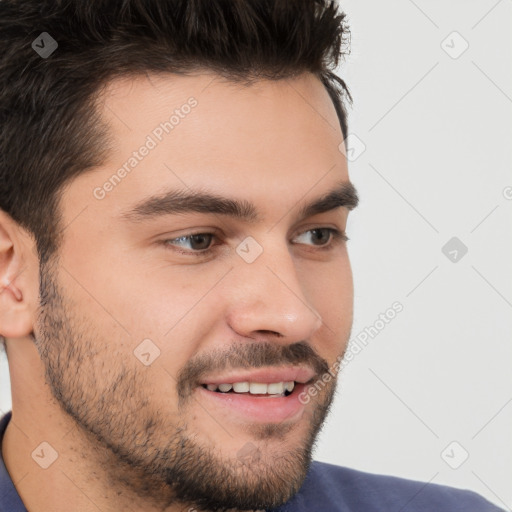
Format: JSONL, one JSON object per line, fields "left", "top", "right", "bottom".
{"left": 161, "top": 228, "right": 349, "bottom": 257}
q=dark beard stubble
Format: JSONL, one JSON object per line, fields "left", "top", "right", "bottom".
{"left": 34, "top": 257, "right": 343, "bottom": 511}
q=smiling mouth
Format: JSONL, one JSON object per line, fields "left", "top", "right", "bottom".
{"left": 201, "top": 381, "right": 296, "bottom": 397}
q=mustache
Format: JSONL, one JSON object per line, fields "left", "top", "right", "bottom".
{"left": 176, "top": 341, "right": 330, "bottom": 402}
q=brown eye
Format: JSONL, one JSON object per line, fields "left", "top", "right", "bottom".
{"left": 309, "top": 228, "right": 332, "bottom": 246}
{"left": 164, "top": 233, "right": 216, "bottom": 253}
{"left": 187, "top": 234, "right": 214, "bottom": 250}
{"left": 293, "top": 228, "right": 347, "bottom": 248}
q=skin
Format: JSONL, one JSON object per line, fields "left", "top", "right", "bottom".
{"left": 0, "top": 71, "right": 356, "bottom": 512}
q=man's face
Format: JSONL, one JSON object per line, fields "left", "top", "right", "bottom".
{"left": 35, "top": 72, "right": 356, "bottom": 510}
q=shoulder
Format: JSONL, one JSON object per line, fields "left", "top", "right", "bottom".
{"left": 274, "top": 461, "right": 504, "bottom": 512}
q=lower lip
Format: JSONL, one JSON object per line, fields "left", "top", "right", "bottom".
{"left": 197, "top": 383, "right": 309, "bottom": 423}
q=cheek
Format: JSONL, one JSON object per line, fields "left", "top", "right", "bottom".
{"left": 57, "top": 261, "right": 205, "bottom": 387}
{"left": 302, "top": 253, "right": 353, "bottom": 313}
{"left": 98, "top": 271, "right": 222, "bottom": 375}
{"left": 300, "top": 255, "right": 354, "bottom": 352}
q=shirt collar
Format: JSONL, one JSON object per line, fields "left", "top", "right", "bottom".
{"left": 0, "top": 411, "right": 28, "bottom": 512}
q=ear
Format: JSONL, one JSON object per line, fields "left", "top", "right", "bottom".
{"left": 0, "top": 210, "right": 39, "bottom": 339}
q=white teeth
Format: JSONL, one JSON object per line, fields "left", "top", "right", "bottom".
{"left": 233, "top": 382, "right": 250, "bottom": 392}
{"left": 267, "top": 382, "right": 285, "bottom": 394}
{"left": 204, "top": 381, "right": 296, "bottom": 394}
{"left": 249, "top": 382, "right": 268, "bottom": 394}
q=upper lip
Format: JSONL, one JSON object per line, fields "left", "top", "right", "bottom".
{"left": 199, "top": 366, "right": 316, "bottom": 386}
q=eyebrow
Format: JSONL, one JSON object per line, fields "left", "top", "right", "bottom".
{"left": 120, "top": 181, "right": 359, "bottom": 224}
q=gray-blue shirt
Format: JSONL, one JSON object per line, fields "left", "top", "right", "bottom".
{"left": 0, "top": 412, "right": 504, "bottom": 511}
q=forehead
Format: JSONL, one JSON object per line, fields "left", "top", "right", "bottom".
{"left": 62, "top": 71, "right": 349, "bottom": 225}
{"left": 99, "top": 70, "right": 341, "bottom": 133}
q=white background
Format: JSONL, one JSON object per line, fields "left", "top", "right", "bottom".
{"left": 314, "top": 0, "right": 512, "bottom": 509}
{"left": 1, "top": 0, "right": 511, "bottom": 509}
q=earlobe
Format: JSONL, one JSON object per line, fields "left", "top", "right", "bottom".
{"left": 1, "top": 277, "right": 23, "bottom": 302}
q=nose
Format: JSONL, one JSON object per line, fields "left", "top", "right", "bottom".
{"left": 224, "top": 240, "right": 323, "bottom": 343}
